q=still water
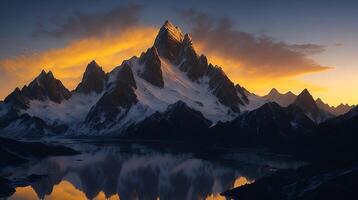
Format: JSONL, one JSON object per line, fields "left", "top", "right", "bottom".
{"left": 3, "top": 141, "right": 304, "bottom": 200}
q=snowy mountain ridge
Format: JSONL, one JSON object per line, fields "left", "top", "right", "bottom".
{"left": 0, "top": 20, "right": 353, "bottom": 138}
{"left": 0, "top": 21, "right": 250, "bottom": 136}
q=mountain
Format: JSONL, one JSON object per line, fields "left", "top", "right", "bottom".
{"left": 292, "top": 89, "right": 333, "bottom": 123}
{"left": 316, "top": 98, "right": 355, "bottom": 116}
{"left": 74, "top": 60, "right": 107, "bottom": 94}
{"left": 0, "top": 20, "right": 249, "bottom": 137}
{"left": 316, "top": 106, "right": 358, "bottom": 137}
{"left": 262, "top": 88, "right": 297, "bottom": 107}
{"left": 220, "top": 109, "right": 358, "bottom": 200}
{"left": 258, "top": 88, "right": 353, "bottom": 117}
{"left": 209, "top": 102, "right": 316, "bottom": 147}
{"left": 4, "top": 70, "right": 71, "bottom": 109}
{"left": 124, "top": 101, "right": 212, "bottom": 140}
{"left": 0, "top": 70, "right": 73, "bottom": 136}
{"left": 0, "top": 20, "right": 353, "bottom": 139}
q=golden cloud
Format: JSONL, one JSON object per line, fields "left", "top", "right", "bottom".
{"left": 0, "top": 26, "right": 157, "bottom": 99}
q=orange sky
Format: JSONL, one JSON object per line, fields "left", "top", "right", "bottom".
{"left": 0, "top": 25, "right": 356, "bottom": 106}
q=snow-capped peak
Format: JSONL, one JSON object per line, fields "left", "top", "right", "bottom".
{"left": 160, "top": 20, "right": 185, "bottom": 43}
{"left": 154, "top": 20, "right": 185, "bottom": 62}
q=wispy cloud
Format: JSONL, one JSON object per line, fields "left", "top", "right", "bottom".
{"left": 32, "top": 4, "right": 142, "bottom": 38}
{"left": 179, "top": 9, "right": 331, "bottom": 79}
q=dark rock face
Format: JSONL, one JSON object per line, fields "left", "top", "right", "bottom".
{"left": 125, "top": 101, "right": 212, "bottom": 140}
{"left": 209, "top": 102, "right": 315, "bottom": 147}
{"left": 293, "top": 89, "right": 332, "bottom": 123}
{"left": 235, "top": 84, "right": 249, "bottom": 104}
{"left": 207, "top": 65, "right": 243, "bottom": 112}
{"left": 112, "top": 62, "right": 137, "bottom": 89}
{"left": 22, "top": 70, "right": 71, "bottom": 103}
{"left": 294, "top": 89, "right": 319, "bottom": 113}
{"left": 138, "top": 47, "right": 164, "bottom": 88}
{"left": 4, "top": 71, "right": 71, "bottom": 109}
{"left": 0, "top": 112, "right": 68, "bottom": 137}
{"left": 85, "top": 82, "right": 137, "bottom": 129}
{"left": 85, "top": 63, "right": 138, "bottom": 129}
{"left": 176, "top": 34, "right": 208, "bottom": 81}
{"left": 0, "top": 177, "right": 16, "bottom": 197}
{"left": 4, "top": 88, "right": 29, "bottom": 109}
{"left": 315, "top": 105, "right": 358, "bottom": 139}
{"left": 154, "top": 20, "right": 184, "bottom": 63}
{"left": 75, "top": 60, "right": 107, "bottom": 94}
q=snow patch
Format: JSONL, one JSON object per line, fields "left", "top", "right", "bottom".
{"left": 128, "top": 57, "right": 235, "bottom": 123}
{"left": 241, "top": 93, "right": 268, "bottom": 111}
{"left": 25, "top": 93, "right": 102, "bottom": 125}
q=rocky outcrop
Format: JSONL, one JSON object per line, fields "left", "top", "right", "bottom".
{"left": 4, "top": 70, "right": 71, "bottom": 109}
{"left": 207, "top": 65, "right": 243, "bottom": 112}
{"left": 84, "top": 62, "right": 138, "bottom": 130}
{"left": 176, "top": 34, "right": 209, "bottom": 81}
{"left": 125, "top": 101, "right": 212, "bottom": 140}
{"left": 209, "top": 102, "right": 315, "bottom": 147}
{"left": 293, "top": 89, "right": 332, "bottom": 123}
{"left": 75, "top": 60, "right": 107, "bottom": 94}
{"left": 235, "top": 84, "right": 249, "bottom": 104}
{"left": 4, "top": 88, "right": 30, "bottom": 109}
{"left": 154, "top": 20, "right": 184, "bottom": 63}
{"left": 22, "top": 70, "right": 71, "bottom": 103}
{"left": 138, "top": 46, "right": 164, "bottom": 88}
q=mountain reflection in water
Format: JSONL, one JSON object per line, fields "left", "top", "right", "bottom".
{"left": 5, "top": 142, "right": 304, "bottom": 200}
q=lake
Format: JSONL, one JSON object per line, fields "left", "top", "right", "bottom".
{"left": 2, "top": 140, "right": 304, "bottom": 200}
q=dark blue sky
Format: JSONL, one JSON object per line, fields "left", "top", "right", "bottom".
{"left": 1, "top": 0, "right": 357, "bottom": 58}
{"left": 1, "top": 0, "right": 358, "bottom": 105}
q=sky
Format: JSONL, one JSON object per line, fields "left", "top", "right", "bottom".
{"left": 0, "top": 0, "right": 357, "bottom": 106}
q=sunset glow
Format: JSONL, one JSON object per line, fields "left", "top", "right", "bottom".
{"left": 0, "top": 26, "right": 157, "bottom": 99}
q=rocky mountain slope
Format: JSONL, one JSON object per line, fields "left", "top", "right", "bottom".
{"left": 0, "top": 20, "right": 354, "bottom": 139}
{"left": 0, "top": 21, "right": 249, "bottom": 137}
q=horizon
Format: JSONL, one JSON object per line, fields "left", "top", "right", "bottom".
{"left": 1, "top": 0, "right": 358, "bottom": 106}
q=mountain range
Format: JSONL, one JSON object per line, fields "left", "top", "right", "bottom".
{"left": 0, "top": 20, "right": 356, "bottom": 141}
{"left": 259, "top": 88, "right": 355, "bottom": 116}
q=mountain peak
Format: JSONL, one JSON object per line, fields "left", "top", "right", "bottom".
{"left": 37, "top": 70, "right": 54, "bottom": 80}
{"left": 162, "top": 20, "right": 175, "bottom": 28}
{"left": 295, "top": 89, "right": 315, "bottom": 105}
{"left": 293, "top": 88, "right": 326, "bottom": 122}
{"left": 316, "top": 98, "right": 324, "bottom": 104}
{"left": 154, "top": 20, "right": 184, "bottom": 62}
{"left": 88, "top": 60, "right": 99, "bottom": 67}
{"left": 75, "top": 61, "right": 107, "bottom": 94}
{"left": 183, "top": 34, "right": 193, "bottom": 45}
{"left": 40, "top": 69, "right": 46, "bottom": 76}
{"left": 302, "top": 88, "right": 310, "bottom": 94}
{"left": 138, "top": 46, "right": 164, "bottom": 88}
{"left": 268, "top": 88, "right": 280, "bottom": 95}
{"left": 34, "top": 70, "right": 56, "bottom": 87}
{"left": 25, "top": 70, "right": 71, "bottom": 103}
{"left": 158, "top": 20, "right": 184, "bottom": 42}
